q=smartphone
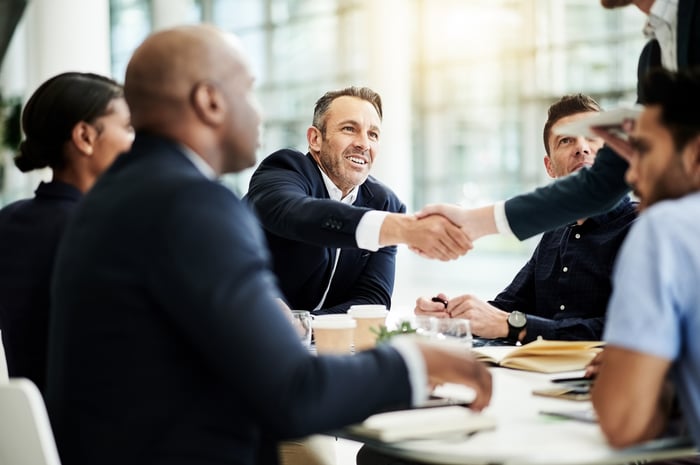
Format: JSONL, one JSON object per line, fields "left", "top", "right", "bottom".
{"left": 550, "top": 376, "right": 594, "bottom": 387}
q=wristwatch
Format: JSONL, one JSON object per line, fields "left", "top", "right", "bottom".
{"left": 507, "top": 311, "right": 527, "bottom": 342}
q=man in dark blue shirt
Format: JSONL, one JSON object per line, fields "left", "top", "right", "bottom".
{"left": 415, "top": 94, "right": 638, "bottom": 344}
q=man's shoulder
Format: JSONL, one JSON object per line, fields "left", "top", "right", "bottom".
{"left": 645, "top": 192, "right": 700, "bottom": 226}
{"left": 258, "top": 148, "right": 309, "bottom": 169}
{"left": 252, "top": 148, "right": 320, "bottom": 182}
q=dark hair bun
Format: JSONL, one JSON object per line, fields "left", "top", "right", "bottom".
{"left": 14, "top": 139, "right": 50, "bottom": 172}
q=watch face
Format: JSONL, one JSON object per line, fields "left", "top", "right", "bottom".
{"left": 508, "top": 311, "right": 527, "bottom": 328}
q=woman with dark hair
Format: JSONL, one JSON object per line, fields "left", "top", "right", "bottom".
{"left": 0, "top": 72, "right": 133, "bottom": 391}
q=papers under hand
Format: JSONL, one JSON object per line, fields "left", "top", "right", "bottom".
{"left": 348, "top": 406, "right": 496, "bottom": 442}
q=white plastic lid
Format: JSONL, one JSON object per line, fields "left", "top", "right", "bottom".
{"left": 347, "top": 305, "right": 389, "bottom": 318}
{"left": 312, "top": 315, "right": 357, "bottom": 329}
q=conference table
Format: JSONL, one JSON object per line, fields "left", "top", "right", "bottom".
{"left": 338, "top": 366, "right": 697, "bottom": 465}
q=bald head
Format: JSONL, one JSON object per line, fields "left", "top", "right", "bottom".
{"left": 124, "top": 25, "right": 262, "bottom": 174}
{"left": 125, "top": 25, "right": 247, "bottom": 130}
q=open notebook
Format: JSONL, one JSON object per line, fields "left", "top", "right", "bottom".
{"left": 347, "top": 406, "right": 496, "bottom": 442}
{"left": 472, "top": 339, "right": 603, "bottom": 373}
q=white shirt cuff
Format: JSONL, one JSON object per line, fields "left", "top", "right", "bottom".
{"left": 356, "top": 210, "right": 389, "bottom": 252}
{"left": 493, "top": 200, "right": 514, "bottom": 236}
{"left": 390, "top": 336, "right": 428, "bottom": 406}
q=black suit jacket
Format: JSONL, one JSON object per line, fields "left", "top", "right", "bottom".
{"left": 505, "top": 0, "right": 700, "bottom": 240}
{"left": 245, "top": 149, "right": 405, "bottom": 314}
{"left": 0, "top": 181, "right": 82, "bottom": 391}
{"left": 45, "top": 134, "right": 412, "bottom": 465}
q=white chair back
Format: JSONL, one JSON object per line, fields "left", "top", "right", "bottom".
{"left": 0, "top": 330, "right": 8, "bottom": 383}
{"left": 0, "top": 378, "right": 61, "bottom": 465}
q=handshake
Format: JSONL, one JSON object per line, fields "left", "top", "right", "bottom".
{"left": 379, "top": 204, "right": 499, "bottom": 261}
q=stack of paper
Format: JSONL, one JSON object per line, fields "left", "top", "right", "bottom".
{"left": 347, "top": 406, "right": 496, "bottom": 442}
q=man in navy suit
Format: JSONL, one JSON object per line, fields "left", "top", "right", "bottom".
{"left": 246, "top": 87, "right": 471, "bottom": 315}
{"left": 45, "top": 25, "right": 492, "bottom": 465}
{"left": 416, "top": 0, "right": 700, "bottom": 244}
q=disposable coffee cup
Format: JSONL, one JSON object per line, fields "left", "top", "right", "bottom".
{"left": 311, "top": 315, "right": 357, "bottom": 354}
{"left": 347, "top": 305, "right": 389, "bottom": 351}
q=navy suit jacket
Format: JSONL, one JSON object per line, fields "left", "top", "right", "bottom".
{"left": 45, "top": 134, "right": 412, "bottom": 465}
{"left": 245, "top": 149, "right": 405, "bottom": 314}
{"left": 505, "top": 0, "right": 700, "bottom": 240}
{"left": 0, "top": 181, "right": 82, "bottom": 391}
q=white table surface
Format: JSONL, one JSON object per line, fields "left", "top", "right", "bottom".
{"left": 342, "top": 367, "right": 696, "bottom": 465}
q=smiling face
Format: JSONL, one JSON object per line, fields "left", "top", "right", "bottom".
{"left": 307, "top": 95, "right": 381, "bottom": 197}
{"left": 626, "top": 105, "right": 697, "bottom": 211}
{"left": 544, "top": 111, "right": 604, "bottom": 178}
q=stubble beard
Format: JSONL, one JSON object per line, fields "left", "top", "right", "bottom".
{"left": 642, "top": 157, "right": 696, "bottom": 210}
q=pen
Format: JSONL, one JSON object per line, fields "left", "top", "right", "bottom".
{"left": 431, "top": 296, "right": 448, "bottom": 309}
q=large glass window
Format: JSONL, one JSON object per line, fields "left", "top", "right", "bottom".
{"left": 110, "top": 0, "right": 152, "bottom": 80}
{"left": 105, "top": 0, "right": 651, "bottom": 299}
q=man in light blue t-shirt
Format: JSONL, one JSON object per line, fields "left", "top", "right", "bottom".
{"left": 592, "top": 68, "right": 700, "bottom": 454}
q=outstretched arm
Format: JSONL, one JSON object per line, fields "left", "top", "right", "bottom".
{"left": 417, "top": 147, "right": 631, "bottom": 242}
{"left": 505, "top": 147, "right": 630, "bottom": 239}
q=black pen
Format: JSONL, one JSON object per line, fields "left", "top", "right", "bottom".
{"left": 431, "top": 296, "right": 448, "bottom": 309}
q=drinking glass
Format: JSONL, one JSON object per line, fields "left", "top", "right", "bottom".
{"left": 433, "top": 318, "right": 473, "bottom": 349}
{"left": 413, "top": 316, "right": 472, "bottom": 350}
{"left": 290, "top": 310, "right": 312, "bottom": 348}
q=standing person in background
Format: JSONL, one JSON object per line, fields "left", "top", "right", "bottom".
{"left": 0, "top": 72, "right": 133, "bottom": 391}
{"left": 45, "top": 25, "right": 491, "bottom": 465}
{"left": 246, "top": 87, "right": 470, "bottom": 315}
{"left": 415, "top": 95, "right": 637, "bottom": 345}
{"left": 416, "top": 0, "right": 700, "bottom": 245}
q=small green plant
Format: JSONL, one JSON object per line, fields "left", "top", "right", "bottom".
{"left": 371, "top": 320, "right": 417, "bottom": 343}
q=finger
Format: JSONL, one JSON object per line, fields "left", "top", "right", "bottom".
{"left": 448, "top": 306, "right": 468, "bottom": 318}
{"left": 437, "top": 227, "right": 473, "bottom": 258}
{"left": 466, "top": 365, "right": 493, "bottom": 411}
{"left": 437, "top": 238, "right": 464, "bottom": 261}
{"left": 424, "top": 243, "right": 452, "bottom": 262}
{"left": 444, "top": 224, "right": 474, "bottom": 253}
{"left": 408, "top": 246, "right": 430, "bottom": 259}
{"left": 415, "top": 204, "right": 441, "bottom": 219}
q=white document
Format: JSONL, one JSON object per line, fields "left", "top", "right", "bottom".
{"left": 348, "top": 406, "right": 496, "bottom": 442}
{"left": 553, "top": 105, "right": 643, "bottom": 139}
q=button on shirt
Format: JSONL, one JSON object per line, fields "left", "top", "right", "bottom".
{"left": 489, "top": 197, "right": 638, "bottom": 342}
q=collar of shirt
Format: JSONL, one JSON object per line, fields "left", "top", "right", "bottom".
{"left": 319, "top": 168, "right": 358, "bottom": 205}
{"left": 178, "top": 143, "right": 217, "bottom": 180}
{"left": 643, "top": 0, "right": 679, "bottom": 70}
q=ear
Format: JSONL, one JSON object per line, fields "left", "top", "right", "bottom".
{"left": 191, "top": 81, "right": 226, "bottom": 126}
{"left": 307, "top": 126, "right": 322, "bottom": 152}
{"left": 71, "top": 121, "right": 97, "bottom": 156}
{"left": 543, "top": 155, "right": 555, "bottom": 178}
{"left": 682, "top": 135, "right": 700, "bottom": 186}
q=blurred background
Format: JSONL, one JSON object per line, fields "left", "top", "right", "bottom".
{"left": 0, "top": 0, "right": 646, "bottom": 308}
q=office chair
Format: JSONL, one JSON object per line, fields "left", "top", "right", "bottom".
{"left": 0, "top": 331, "right": 7, "bottom": 382}
{"left": 0, "top": 378, "right": 61, "bottom": 465}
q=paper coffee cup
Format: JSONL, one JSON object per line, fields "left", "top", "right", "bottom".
{"left": 311, "top": 315, "right": 357, "bottom": 354}
{"left": 348, "top": 305, "right": 389, "bottom": 351}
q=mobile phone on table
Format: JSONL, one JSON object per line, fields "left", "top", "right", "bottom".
{"left": 550, "top": 376, "right": 594, "bottom": 387}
